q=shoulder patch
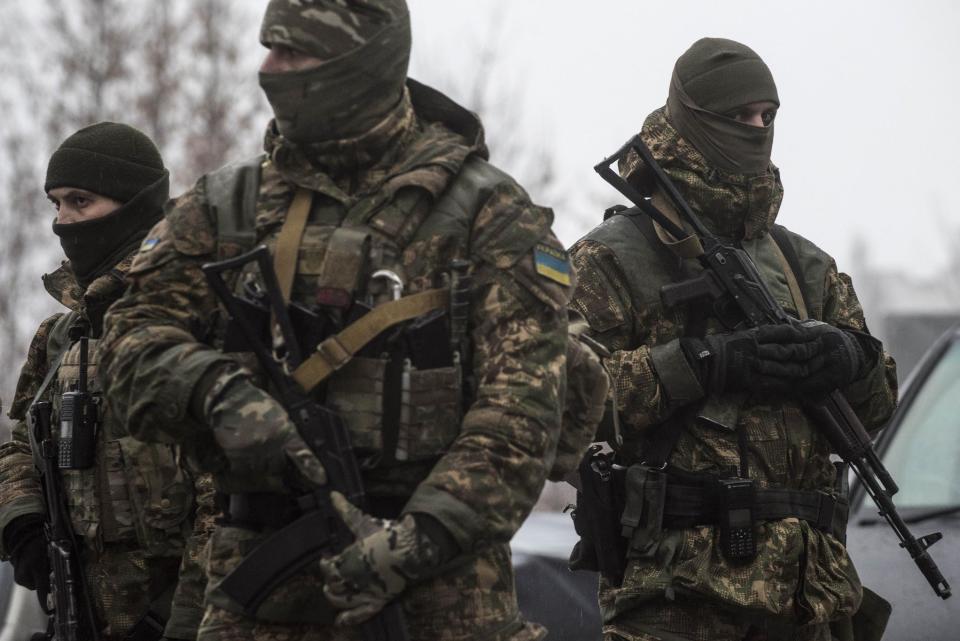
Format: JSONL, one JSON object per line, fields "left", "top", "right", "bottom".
{"left": 139, "top": 237, "right": 161, "bottom": 252}
{"left": 534, "top": 243, "right": 572, "bottom": 286}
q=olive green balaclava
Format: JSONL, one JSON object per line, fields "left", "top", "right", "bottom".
{"left": 46, "top": 122, "right": 169, "bottom": 288}
{"left": 667, "top": 37, "right": 779, "bottom": 175}
{"left": 258, "top": 0, "right": 412, "bottom": 145}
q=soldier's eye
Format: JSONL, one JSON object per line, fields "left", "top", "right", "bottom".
{"left": 762, "top": 110, "right": 776, "bottom": 126}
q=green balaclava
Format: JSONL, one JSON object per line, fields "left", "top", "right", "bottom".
{"left": 258, "top": 0, "right": 412, "bottom": 145}
{"left": 46, "top": 122, "right": 169, "bottom": 288}
{"left": 667, "top": 37, "right": 779, "bottom": 175}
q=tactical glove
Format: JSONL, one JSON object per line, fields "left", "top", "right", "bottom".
{"left": 682, "top": 328, "right": 780, "bottom": 394}
{"left": 206, "top": 371, "right": 326, "bottom": 492}
{"left": 4, "top": 514, "right": 50, "bottom": 593}
{"left": 318, "top": 492, "right": 445, "bottom": 627}
{"left": 756, "top": 320, "right": 866, "bottom": 398}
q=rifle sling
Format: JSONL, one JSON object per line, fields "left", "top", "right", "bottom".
{"left": 31, "top": 349, "right": 68, "bottom": 408}
{"left": 292, "top": 288, "right": 448, "bottom": 393}
{"left": 274, "top": 188, "right": 313, "bottom": 305}
{"left": 769, "top": 225, "right": 812, "bottom": 319}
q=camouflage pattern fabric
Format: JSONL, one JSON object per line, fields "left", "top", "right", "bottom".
{"left": 319, "top": 492, "right": 443, "bottom": 626}
{"left": 622, "top": 108, "right": 783, "bottom": 241}
{"left": 569, "top": 109, "right": 898, "bottom": 633}
{"left": 260, "top": 0, "right": 408, "bottom": 59}
{"left": 0, "top": 257, "right": 207, "bottom": 640}
{"left": 258, "top": 0, "right": 411, "bottom": 144}
{"left": 602, "top": 595, "right": 830, "bottom": 641}
{"left": 98, "top": 80, "right": 568, "bottom": 639}
{"left": 166, "top": 471, "right": 217, "bottom": 640}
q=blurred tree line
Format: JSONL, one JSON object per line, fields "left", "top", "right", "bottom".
{"left": 0, "top": 0, "right": 565, "bottom": 450}
{"left": 0, "top": 0, "right": 264, "bottom": 435}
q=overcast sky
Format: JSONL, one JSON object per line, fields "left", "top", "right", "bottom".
{"left": 397, "top": 0, "right": 960, "bottom": 283}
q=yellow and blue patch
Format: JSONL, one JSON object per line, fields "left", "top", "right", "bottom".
{"left": 534, "top": 243, "right": 572, "bottom": 286}
{"left": 140, "top": 237, "right": 161, "bottom": 252}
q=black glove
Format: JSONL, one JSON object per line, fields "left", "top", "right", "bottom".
{"left": 682, "top": 328, "right": 787, "bottom": 395}
{"left": 756, "top": 320, "right": 866, "bottom": 398}
{"left": 4, "top": 514, "right": 50, "bottom": 593}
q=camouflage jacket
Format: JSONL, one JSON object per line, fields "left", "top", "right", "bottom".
{"left": 570, "top": 111, "right": 898, "bottom": 627}
{"left": 0, "top": 257, "right": 208, "bottom": 640}
{"left": 98, "top": 81, "right": 569, "bottom": 638}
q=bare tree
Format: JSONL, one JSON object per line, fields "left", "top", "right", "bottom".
{"left": 410, "top": 9, "right": 562, "bottom": 209}
{"left": 180, "top": 0, "right": 267, "bottom": 183}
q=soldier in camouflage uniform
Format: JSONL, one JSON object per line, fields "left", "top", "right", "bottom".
{"left": 570, "top": 39, "right": 898, "bottom": 641}
{"left": 97, "top": 1, "right": 571, "bottom": 640}
{"left": 0, "top": 122, "right": 211, "bottom": 640}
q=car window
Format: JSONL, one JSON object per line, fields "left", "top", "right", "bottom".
{"left": 880, "top": 340, "right": 960, "bottom": 507}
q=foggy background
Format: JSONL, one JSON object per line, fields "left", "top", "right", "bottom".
{"left": 0, "top": 1, "right": 956, "bottom": 507}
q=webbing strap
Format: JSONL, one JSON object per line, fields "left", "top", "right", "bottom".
{"left": 662, "top": 483, "right": 847, "bottom": 537}
{"left": 769, "top": 226, "right": 811, "bottom": 320}
{"left": 274, "top": 189, "right": 314, "bottom": 305}
{"left": 31, "top": 349, "right": 68, "bottom": 408}
{"left": 292, "top": 288, "right": 447, "bottom": 393}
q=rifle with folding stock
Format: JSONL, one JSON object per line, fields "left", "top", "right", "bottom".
{"left": 592, "top": 134, "right": 951, "bottom": 600}
{"left": 31, "top": 397, "right": 101, "bottom": 641}
{"left": 202, "top": 245, "right": 408, "bottom": 641}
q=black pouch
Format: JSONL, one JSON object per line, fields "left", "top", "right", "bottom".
{"left": 620, "top": 464, "right": 667, "bottom": 559}
{"left": 568, "top": 445, "right": 628, "bottom": 584}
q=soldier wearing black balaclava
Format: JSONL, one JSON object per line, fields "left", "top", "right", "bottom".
{"left": 0, "top": 123, "right": 210, "bottom": 640}
{"left": 570, "top": 39, "right": 898, "bottom": 641}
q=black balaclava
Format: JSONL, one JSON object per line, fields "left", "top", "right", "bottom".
{"left": 46, "top": 122, "right": 169, "bottom": 288}
{"left": 667, "top": 37, "right": 779, "bottom": 175}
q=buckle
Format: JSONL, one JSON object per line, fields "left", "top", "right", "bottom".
{"left": 315, "top": 336, "right": 351, "bottom": 372}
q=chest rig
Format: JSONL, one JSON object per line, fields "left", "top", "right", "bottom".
{"left": 206, "top": 156, "right": 504, "bottom": 471}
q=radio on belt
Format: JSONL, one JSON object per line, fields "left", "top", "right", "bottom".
{"left": 718, "top": 478, "right": 757, "bottom": 562}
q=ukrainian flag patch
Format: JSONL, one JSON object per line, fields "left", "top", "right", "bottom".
{"left": 534, "top": 243, "right": 572, "bottom": 286}
{"left": 140, "top": 237, "right": 160, "bottom": 252}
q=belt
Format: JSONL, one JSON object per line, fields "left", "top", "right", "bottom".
{"left": 661, "top": 483, "right": 849, "bottom": 539}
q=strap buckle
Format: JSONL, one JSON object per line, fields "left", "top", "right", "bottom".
{"left": 314, "top": 335, "right": 352, "bottom": 373}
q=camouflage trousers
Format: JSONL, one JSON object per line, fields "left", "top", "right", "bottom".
{"left": 602, "top": 597, "right": 832, "bottom": 641}
{"left": 198, "top": 606, "right": 546, "bottom": 641}
{"left": 201, "top": 524, "right": 545, "bottom": 641}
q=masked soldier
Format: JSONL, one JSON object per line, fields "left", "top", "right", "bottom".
{"left": 0, "top": 122, "right": 211, "bottom": 639}
{"left": 97, "top": 1, "right": 572, "bottom": 640}
{"left": 569, "top": 39, "right": 898, "bottom": 641}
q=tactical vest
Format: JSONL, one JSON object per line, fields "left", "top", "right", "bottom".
{"left": 35, "top": 311, "right": 194, "bottom": 556}
{"left": 204, "top": 154, "right": 603, "bottom": 484}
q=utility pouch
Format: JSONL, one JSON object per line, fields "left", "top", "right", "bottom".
{"left": 568, "top": 445, "right": 628, "bottom": 584}
{"left": 621, "top": 464, "right": 667, "bottom": 559}
{"left": 717, "top": 478, "right": 757, "bottom": 562}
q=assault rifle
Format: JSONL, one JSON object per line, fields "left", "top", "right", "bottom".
{"left": 202, "top": 245, "right": 408, "bottom": 641}
{"left": 593, "top": 135, "right": 951, "bottom": 600}
{"left": 30, "top": 399, "right": 101, "bottom": 641}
